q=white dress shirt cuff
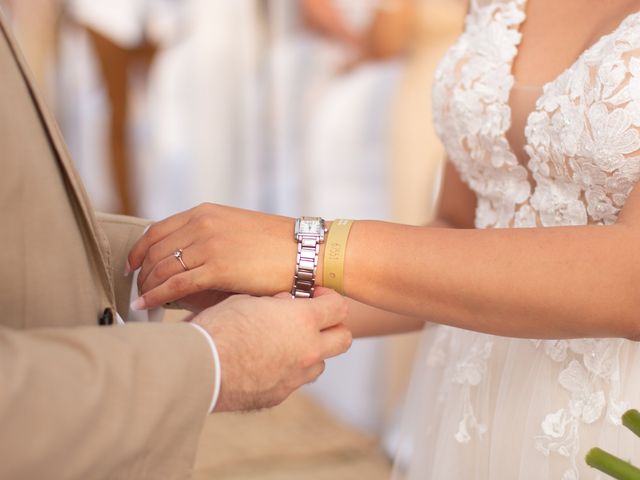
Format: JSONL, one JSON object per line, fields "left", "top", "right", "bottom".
{"left": 188, "top": 323, "right": 222, "bottom": 414}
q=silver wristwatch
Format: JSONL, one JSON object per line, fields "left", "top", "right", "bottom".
{"left": 291, "top": 217, "right": 327, "bottom": 298}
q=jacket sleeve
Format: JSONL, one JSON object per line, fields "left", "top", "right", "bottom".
{"left": 0, "top": 322, "right": 214, "bottom": 480}
{"left": 95, "top": 212, "right": 151, "bottom": 321}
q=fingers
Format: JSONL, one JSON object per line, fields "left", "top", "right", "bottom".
{"left": 132, "top": 266, "right": 211, "bottom": 310}
{"left": 271, "top": 288, "right": 348, "bottom": 331}
{"left": 319, "top": 324, "right": 353, "bottom": 359}
{"left": 308, "top": 289, "right": 348, "bottom": 330}
{"left": 137, "top": 219, "right": 212, "bottom": 288}
{"left": 138, "top": 243, "right": 206, "bottom": 294}
{"left": 301, "top": 327, "right": 353, "bottom": 386}
{"left": 128, "top": 209, "right": 194, "bottom": 272}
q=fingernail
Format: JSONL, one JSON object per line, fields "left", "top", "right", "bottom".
{"left": 124, "top": 260, "right": 131, "bottom": 277}
{"left": 130, "top": 297, "right": 147, "bottom": 311}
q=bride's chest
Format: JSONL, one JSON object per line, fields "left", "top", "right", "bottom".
{"left": 432, "top": 1, "right": 640, "bottom": 228}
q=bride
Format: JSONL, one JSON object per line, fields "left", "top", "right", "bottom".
{"left": 127, "top": 0, "right": 640, "bottom": 477}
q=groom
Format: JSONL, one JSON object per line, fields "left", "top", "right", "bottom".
{"left": 0, "top": 11, "right": 351, "bottom": 480}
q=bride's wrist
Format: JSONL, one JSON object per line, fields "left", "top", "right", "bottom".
{"left": 315, "top": 221, "right": 332, "bottom": 288}
{"left": 288, "top": 217, "right": 360, "bottom": 297}
{"left": 342, "top": 220, "right": 377, "bottom": 299}
{"left": 320, "top": 219, "right": 357, "bottom": 295}
{"left": 288, "top": 217, "right": 329, "bottom": 298}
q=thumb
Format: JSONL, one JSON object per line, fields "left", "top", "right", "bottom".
{"left": 309, "top": 289, "right": 348, "bottom": 330}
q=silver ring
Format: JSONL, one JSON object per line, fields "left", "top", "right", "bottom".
{"left": 174, "top": 249, "right": 189, "bottom": 272}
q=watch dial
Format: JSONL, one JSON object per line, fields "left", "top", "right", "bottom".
{"left": 299, "top": 218, "right": 324, "bottom": 235}
{"left": 301, "top": 222, "right": 316, "bottom": 234}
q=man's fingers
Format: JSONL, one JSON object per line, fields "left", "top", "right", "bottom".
{"left": 319, "top": 324, "right": 353, "bottom": 359}
{"left": 309, "top": 289, "right": 348, "bottom": 330}
{"left": 128, "top": 210, "right": 192, "bottom": 271}
{"left": 132, "top": 267, "right": 211, "bottom": 310}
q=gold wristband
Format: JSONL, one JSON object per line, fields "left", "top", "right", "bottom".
{"left": 323, "top": 219, "right": 354, "bottom": 295}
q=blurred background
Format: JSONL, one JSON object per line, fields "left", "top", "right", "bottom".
{"left": 0, "top": 0, "right": 464, "bottom": 477}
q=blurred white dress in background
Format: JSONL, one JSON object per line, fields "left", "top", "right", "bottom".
{"left": 61, "top": 0, "right": 177, "bottom": 212}
{"left": 266, "top": 0, "right": 398, "bottom": 220}
{"left": 139, "top": 0, "right": 265, "bottom": 219}
{"left": 63, "top": 0, "right": 265, "bottom": 219}
{"left": 68, "top": 0, "right": 149, "bottom": 48}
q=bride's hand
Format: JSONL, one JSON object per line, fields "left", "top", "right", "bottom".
{"left": 127, "top": 203, "right": 297, "bottom": 310}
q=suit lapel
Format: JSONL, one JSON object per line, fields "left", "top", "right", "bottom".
{"left": 0, "top": 12, "right": 115, "bottom": 303}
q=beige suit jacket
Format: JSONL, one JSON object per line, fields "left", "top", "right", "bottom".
{"left": 0, "top": 13, "right": 214, "bottom": 480}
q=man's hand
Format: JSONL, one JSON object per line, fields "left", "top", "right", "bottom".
{"left": 193, "top": 288, "right": 352, "bottom": 412}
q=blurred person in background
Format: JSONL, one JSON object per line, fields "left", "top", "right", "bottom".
{"left": 53, "top": 0, "right": 160, "bottom": 215}
{"left": 129, "top": 0, "right": 640, "bottom": 478}
{"left": 0, "top": 0, "right": 62, "bottom": 96}
{"left": 67, "top": 0, "right": 159, "bottom": 216}
{"left": 138, "top": 0, "right": 267, "bottom": 219}
{"left": 301, "top": 0, "right": 412, "bottom": 219}
{"left": 60, "top": 0, "right": 266, "bottom": 218}
{"left": 267, "top": 0, "right": 412, "bottom": 219}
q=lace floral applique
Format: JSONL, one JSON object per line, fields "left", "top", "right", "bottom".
{"left": 425, "top": 327, "right": 494, "bottom": 443}
{"left": 535, "top": 340, "right": 626, "bottom": 479}
{"left": 426, "top": 326, "right": 453, "bottom": 368}
{"left": 527, "top": 15, "right": 640, "bottom": 227}
{"left": 432, "top": 0, "right": 531, "bottom": 229}
{"left": 452, "top": 339, "right": 493, "bottom": 443}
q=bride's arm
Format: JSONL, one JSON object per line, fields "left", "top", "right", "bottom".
{"left": 343, "top": 161, "right": 640, "bottom": 340}
{"left": 346, "top": 213, "right": 640, "bottom": 341}
{"left": 340, "top": 299, "right": 423, "bottom": 338}
{"left": 342, "top": 161, "right": 476, "bottom": 338}
{"left": 127, "top": 162, "right": 640, "bottom": 341}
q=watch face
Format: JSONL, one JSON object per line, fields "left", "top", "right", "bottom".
{"left": 296, "top": 217, "right": 325, "bottom": 236}
{"left": 300, "top": 221, "right": 321, "bottom": 235}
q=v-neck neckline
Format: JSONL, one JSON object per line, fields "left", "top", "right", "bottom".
{"left": 503, "top": 0, "right": 640, "bottom": 169}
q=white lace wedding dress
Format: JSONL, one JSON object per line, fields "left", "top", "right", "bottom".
{"left": 392, "top": 1, "right": 640, "bottom": 478}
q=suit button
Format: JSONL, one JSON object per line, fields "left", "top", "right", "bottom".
{"left": 98, "top": 308, "right": 114, "bottom": 326}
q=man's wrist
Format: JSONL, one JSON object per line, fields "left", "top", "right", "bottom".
{"left": 188, "top": 322, "right": 221, "bottom": 414}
